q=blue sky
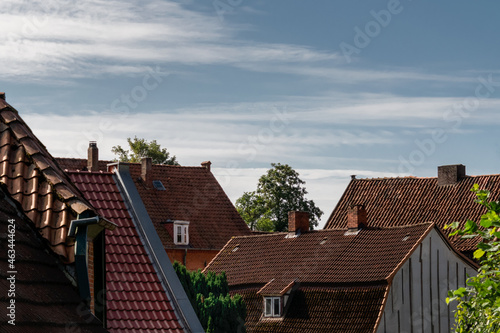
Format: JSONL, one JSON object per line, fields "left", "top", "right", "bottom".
{"left": 2, "top": 0, "right": 500, "bottom": 227}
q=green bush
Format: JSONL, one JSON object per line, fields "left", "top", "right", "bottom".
{"left": 173, "top": 262, "right": 246, "bottom": 332}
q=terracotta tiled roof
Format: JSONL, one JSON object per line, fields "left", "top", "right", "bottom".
{"left": 127, "top": 163, "right": 251, "bottom": 250}
{"left": 57, "top": 158, "right": 111, "bottom": 172}
{"left": 206, "top": 223, "right": 433, "bottom": 287}
{"left": 324, "top": 175, "right": 500, "bottom": 251}
{"left": 205, "top": 224, "right": 439, "bottom": 332}
{"left": 0, "top": 103, "right": 95, "bottom": 263}
{"left": 0, "top": 189, "right": 108, "bottom": 333}
{"left": 67, "top": 171, "right": 184, "bottom": 332}
{"left": 234, "top": 285, "right": 387, "bottom": 333}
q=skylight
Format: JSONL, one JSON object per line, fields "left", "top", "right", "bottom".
{"left": 153, "top": 180, "right": 166, "bottom": 191}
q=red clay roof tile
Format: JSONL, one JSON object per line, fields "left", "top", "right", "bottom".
{"left": 68, "top": 171, "right": 184, "bottom": 332}
{"left": 234, "top": 285, "right": 388, "bottom": 333}
{"left": 324, "top": 175, "right": 500, "bottom": 252}
{"left": 207, "top": 223, "right": 433, "bottom": 286}
{"left": 0, "top": 193, "right": 108, "bottom": 332}
{"left": 0, "top": 103, "right": 96, "bottom": 263}
{"left": 126, "top": 163, "right": 251, "bottom": 250}
{"left": 57, "top": 158, "right": 252, "bottom": 251}
{"left": 206, "top": 224, "right": 439, "bottom": 332}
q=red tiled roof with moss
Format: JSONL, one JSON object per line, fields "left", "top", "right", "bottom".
{"left": 206, "top": 223, "right": 433, "bottom": 287}
{"left": 0, "top": 102, "right": 95, "bottom": 263}
{"left": 234, "top": 285, "right": 388, "bottom": 333}
{"left": 324, "top": 175, "right": 500, "bottom": 251}
{"left": 205, "top": 224, "right": 435, "bottom": 332}
{"left": 67, "top": 171, "right": 184, "bottom": 332}
{"left": 127, "top": 163, "right": 251, "bottom": 250}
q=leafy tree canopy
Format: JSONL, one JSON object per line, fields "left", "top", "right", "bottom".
{"left": 236, "top": 163, "right": 323, "bottom": 232}
{"left": 445, "top": 184, "right": 500, "bottom": 332}
{"left": 111, "top": 136, "right": 179, "bottom": 165}
{"left": 173, "top": 262, "right": 246, "bottom": 333}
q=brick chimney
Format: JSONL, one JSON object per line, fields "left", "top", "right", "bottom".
{"left": 288, "top": 211, "right": 309, "bottom": 234}
{"left": 0, "top": 92, "right": 5, "bottom": 101}
{"left": 348, "top": 205, "right": 367, "bottom": 231}
{"left": 438, "top": 164, "right": 466, "bottom": 186}
{"left": 87, "top": 142, "right": 99, "bottom": 172}
{"left": 141, "top": 157, "right": 152, "bottom": 183}
{"left": 201, "top": 161, "right": 211, "bottom": 172}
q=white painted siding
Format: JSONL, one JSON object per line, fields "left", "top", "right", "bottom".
{"left": 376, "top": 229, "right": 477, "bottom": 333}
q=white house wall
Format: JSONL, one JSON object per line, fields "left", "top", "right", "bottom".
{"left": 376, "top": 229, "right": 477, "bottom": 333}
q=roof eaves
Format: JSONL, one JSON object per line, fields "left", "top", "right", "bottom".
{"left": 372, "top": 284, "right": 391, "bottom": 333}
{"left": 112, "top": 162, "right": 204, "bottom": 333}
{"left": 385, "top": 222, "right": 435, "bottom": 282}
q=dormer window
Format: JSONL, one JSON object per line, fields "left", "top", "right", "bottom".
{"left": 173, "top": 221, "right": 189, "bottom": 245}
{"left": 258, "top": 278, "right": 296, "bottom": 319}
{"left": 264, "top": 297, "right": 281, "bottom": 317}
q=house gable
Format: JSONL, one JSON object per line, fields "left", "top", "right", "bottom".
{"left": 377, "top": 228, "right": 477, "bottom": 332}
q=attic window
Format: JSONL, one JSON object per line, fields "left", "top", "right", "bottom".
{"left": 320, "top": 237, "right": 327, "bottom": 245}
{"left": 402, "top": 234, "right": 410, "bottom": 241}
{"left": 153, "top": 180, "right": 166, "bottom": 191}
{"left": 232, "top": 245, "right": 240, "bottom": 252}
{"left": 173, "top": 221, "right": 189, "bottom": 245}
{"left": 264, "top": 297, "right": 282, "bottom": 317}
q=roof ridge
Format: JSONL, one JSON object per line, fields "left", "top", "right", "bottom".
{"left": 66, "top": 170, "right": 113, "bottom": 175}
{"left": 355, "top": 174, "right": 500, "bottom": 181}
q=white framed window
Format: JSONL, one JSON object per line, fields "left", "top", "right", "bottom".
{"left": 173, "top": 221, "right": 189, "bottom": 245}
{"left": 263, "top": 297, "right": 281, "bottom": 317}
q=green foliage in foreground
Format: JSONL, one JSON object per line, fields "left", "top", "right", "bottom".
{"left": 445, "top": 184, "right": 500, "bottom": 332}
{"left": 173, "top": 262, "right": 246, "bottom": 333}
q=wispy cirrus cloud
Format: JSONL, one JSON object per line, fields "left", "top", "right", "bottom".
{"left": 0, "top": 0, "right": 482, "bottom": 87}
{"left": 0, "top": 0, "right": 339, "bottom": 80}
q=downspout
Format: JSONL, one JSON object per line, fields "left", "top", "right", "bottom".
{"left": 68, "top": 216, "right": 116, "bottom": 304}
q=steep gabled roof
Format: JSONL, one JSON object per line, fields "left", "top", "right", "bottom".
{"left": 324, "top": 174, "right": 500, "bottom": 252}
{"left": 0, "top": 101, "right": 96, "bottom": 263}
{"left": 0, "top": 188, "right": 108, "bottom": 333}
{"left": 206, "top": 223, "right": 433, "bottom": 288}
{"left": 127, "top": 163, "right": 251, "bottom": 250}
{"left": 67, "top": 171, "right": 188, "bottom": 332}
{"left": 56, "top": 158, "right": 252, "bottom": 250}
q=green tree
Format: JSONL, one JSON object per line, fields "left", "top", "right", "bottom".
{"left": 111, "top": 136, "right": 179, "bottom": 165}
{"left": 173, "top": 262, "right": 246, "bottom": 333}
{"left": 236, "top": 163, "right": 323, "bottom": 232}
{"left": 445, "top": 184, "right": 500, "bottom": 332}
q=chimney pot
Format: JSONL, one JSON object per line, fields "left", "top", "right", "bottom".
{"left": 141, "top": 157, "right": 152, "bottom": 183}
{"left": 347, "top": 205, "right": 367, "bottom": 231}
{"left": 438, "top": 164, "right": 466, "bottom": 186}
{"left": 288, "top": 211, "right": 309, "bottom": 234}
{"left": 0, "top": 92, "right": 5, "bottom": 101}
{"left": 201, "top": 161, "right": 211, "bottom": 172}
{"left": 87, "top": 142, "right": 99, "bottom": 172}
